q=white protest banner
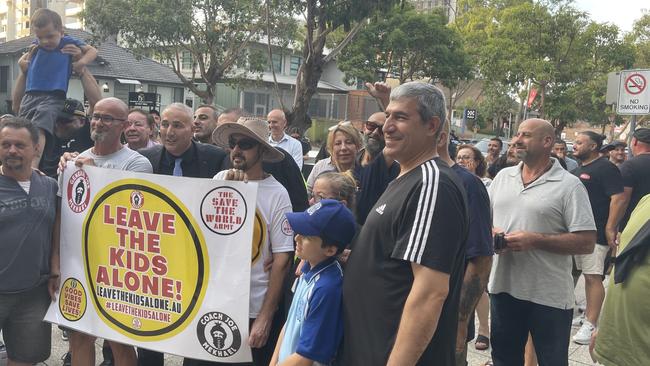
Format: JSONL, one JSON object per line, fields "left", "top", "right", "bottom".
{"left": 45, "top": 164, "right": 257, "bottom": 362}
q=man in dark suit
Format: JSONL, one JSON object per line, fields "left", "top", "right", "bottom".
{"left": 139, "top": 103, "right": 228, "bottom": 178}
{"left": 136, "top": 102, "right": 227, "bottom": 366}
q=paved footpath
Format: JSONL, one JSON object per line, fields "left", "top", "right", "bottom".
{"left": 21, "top": 276, "right": 600, "bottom": 365}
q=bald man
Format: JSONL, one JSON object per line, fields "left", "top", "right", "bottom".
{"left": 54, "top": 97, "right": 152, "bottom": 366}
{"left": 354, "top": 111, "right": 399, "bottom": 224}
{"left": 487, "top": 119, "right": 596, "bottom": 366}
{"left": 267, "top": 109, "right": 303, "bottom": 169}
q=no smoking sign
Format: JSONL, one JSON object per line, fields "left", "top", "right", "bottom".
{"left": 617, "top": 70, "right": 650, "bottom": 115}
{"left": 624, "top": 73, "right": 646, "bottom": 95}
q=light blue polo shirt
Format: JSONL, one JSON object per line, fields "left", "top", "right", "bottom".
{"left": 278, "top": 257, "right": 343, "bottom": 365}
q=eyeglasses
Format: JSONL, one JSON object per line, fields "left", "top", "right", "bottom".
{"left": 365, "top": 121, "right": 383, "bottom": 135}
{"left": 91, "top": 114, "right": 126, "bottom": 124}
{"left": 228, "top": 137, "right": 259, "bottom": 150}
{"left": 456, "top": 155, "right": 475, "bottom": 161}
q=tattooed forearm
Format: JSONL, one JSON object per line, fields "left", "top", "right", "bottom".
{"left": 458, "top": 256, "right": 492, "bottom": 321}
{"left": 459, "top": 274, "right": 483, "bottom": 321}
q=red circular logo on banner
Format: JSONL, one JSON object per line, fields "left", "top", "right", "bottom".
{"left": 67, "top": 169, "right": 91, "bottom": 213}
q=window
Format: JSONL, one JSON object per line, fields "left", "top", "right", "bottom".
{"left": 181, "top": 51, "right": 192, "bottom": 70}
{"left": 267, "top": 53, "right": 282, "bottom": 73}
{"left": 308, "top": 98, "right": 328, "bottom": 118}
{"left": 173, "top": 87, "right": 184, "bottom": 103}
{"left": 148, "top": 85, "right": 157, "bottom": 94}
{"left": 290, "top": 56, "right": 302, "bottom": 76}
{"left": 0, "top": 66, "right": 8, "bottom": 93}
{"left": 243, "top": 92, "right": 270, "bottom": 116}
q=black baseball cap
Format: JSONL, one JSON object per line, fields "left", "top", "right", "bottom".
{"left": 58, "top": 99, "right": 86, "bottom": 120}
{"left": 601, "top": 140, "right": 627, "bottom": 152}
{"left": 633, "top": 128, "right": 650, "bottom": 144}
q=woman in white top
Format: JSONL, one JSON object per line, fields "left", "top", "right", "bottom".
{"left": 306, "top": 122, "right": 362, "bottom": 196}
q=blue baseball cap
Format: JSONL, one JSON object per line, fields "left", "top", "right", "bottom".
{"left": 285, "top": 199, "right": 356, "bottom": 249}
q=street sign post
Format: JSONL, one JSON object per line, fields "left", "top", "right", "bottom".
{"left": 128, "top": 92, "right": 159, "bottom": 110}
{"left": 617, "top": 70, "right": 650, "bottom": 115}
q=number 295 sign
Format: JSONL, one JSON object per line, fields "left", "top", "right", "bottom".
{"left": 617, "top": 70, "right": 650, "bottom": 115}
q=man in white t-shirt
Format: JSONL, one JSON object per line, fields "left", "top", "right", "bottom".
{"left": 210, "top": 117, "right": 293, "bottom": 366}
{"left": 267, "top": 109, "right": 303, "bottom": 169}
{"left": 54, "top": 97, "right": 152, "bottom": 366}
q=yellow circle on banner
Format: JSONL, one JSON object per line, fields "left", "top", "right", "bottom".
{"left": 82, "top": 180, "right": 209, "bottom": 340}
{"left": 59, "top": 277, "right": 87, "bottom": 321}
{"left": 251, "top": 209, "right": 266, "bottom": 265}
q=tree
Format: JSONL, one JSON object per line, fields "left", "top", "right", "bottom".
{"left": 337, "top": 5, "right": 470, "bottom": 85}
{"left": 455, "top": 0, "right": 634, "bottom": 133}
{"left": 82, "top": 0, "right": 297, "bottom": 104}
{"left": 628, "top": 14, "right": 650, "bottom": 68}
{"left": 282, "top": 0, "right": 399, "bottom": 130}
{"left": 477, "top": 82, "right": 518, "bottom": 136}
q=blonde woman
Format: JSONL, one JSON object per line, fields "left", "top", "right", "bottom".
{"left": 306, "top": 122, "right": 362, "bottom": 196}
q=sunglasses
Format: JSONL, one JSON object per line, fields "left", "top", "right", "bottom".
{"left": 228, "top": 138, "right": 259, "bottom": 150}
{"left": 365, "top": 121, "right": 383, "bottom": 134}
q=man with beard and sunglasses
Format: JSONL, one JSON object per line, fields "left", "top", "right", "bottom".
{"left": 196, "top": 118, "right": 293, "bottom": 366}
{"left": 354, "top": 110, "right": 399, "bottom": 224}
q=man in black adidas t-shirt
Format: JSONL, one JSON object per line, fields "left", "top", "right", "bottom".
{"left": 341, "top": 82, "right": 468, "bottom": 366}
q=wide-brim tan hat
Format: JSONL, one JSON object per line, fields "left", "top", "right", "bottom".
{"left": 212, "top": 117, "right": 285, "bottom": 163}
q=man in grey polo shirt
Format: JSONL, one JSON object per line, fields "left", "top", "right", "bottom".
{"left": 488, "top": 118, "right": 596, "bottom": 366}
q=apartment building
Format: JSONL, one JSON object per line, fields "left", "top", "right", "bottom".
{"left": 1, "top": 0, "right": 84, "bottom": 42}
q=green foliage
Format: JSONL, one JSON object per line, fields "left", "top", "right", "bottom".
{"left": 81, "top": 0, "right": 298, "bottom": 103}
{"left": 285, "top": 0, "right": 399, "bottom": 131}
{"left": 454, "top": 0, "right": 635, "bottom": 131}
{"left": 628, "top": 14, "right": 650, "bottom": 68}
{"left": 478, "top": 82, "right": 517, "bottom": 119}
{"left": 338, "top": 5, "right": 470, "bottom": 84}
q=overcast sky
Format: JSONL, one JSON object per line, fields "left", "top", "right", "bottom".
{"left": 574, "top": 0, "right": 649, "bottom": 32}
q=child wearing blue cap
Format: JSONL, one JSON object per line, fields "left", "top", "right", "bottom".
{"left": 270, "top": 199, "right": 356, "bottom": 366}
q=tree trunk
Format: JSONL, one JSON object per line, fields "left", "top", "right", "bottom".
{"left": 287, "top": 0, "right": 327, "bottom": 133}
{"left": 289, "top": 55, "right": 325, "bottom": 132}
{"left": 554, "top": 119, "right": 566, "bottom": 137}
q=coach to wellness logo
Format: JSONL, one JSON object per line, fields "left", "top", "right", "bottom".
{"left": 82, "top": 179, "right": 209, "bottom": 340}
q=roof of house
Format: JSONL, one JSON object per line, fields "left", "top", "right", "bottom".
{"left": 0, "top": 28, "right": 184, "bottom": 86}
{"left": 259, "top": 73, "right": 350, "bottom": 92}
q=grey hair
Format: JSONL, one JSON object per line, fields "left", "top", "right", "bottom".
{"left": 390, "top": 82, "right": 447, "bottom": 132}
{"left": 163, "top": 103, "right": 194, "bottom": 120}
